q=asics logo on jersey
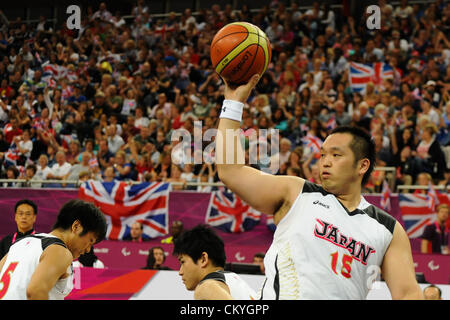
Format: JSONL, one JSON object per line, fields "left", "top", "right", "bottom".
{"left": 313, "top": 200, "right": 330, "bottom": 209}
{"left": 314, "top": 218, "right": 376, "bottom": 265}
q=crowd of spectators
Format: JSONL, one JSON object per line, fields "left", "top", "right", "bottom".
{"left": 0, "top": 0, "right": 449, "bottom": 193}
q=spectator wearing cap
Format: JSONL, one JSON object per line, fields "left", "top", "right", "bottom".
{"left": 93, "top": 91, "right": 109, "bottom": 119}
{"left": 67, "top": 84, "right": 87, "bottom": 105}
{"left": 422, "top": 80, "right": 441, "bottom": 108}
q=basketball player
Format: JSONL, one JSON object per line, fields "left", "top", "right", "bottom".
{"left": 216, "top": 74, "right": 423, "bottom": 299}
{"left": 0, "top": 199, "right": 107, "bottom": 300}
{"left": 173, "top": 224, "right": 257, "bottom": 300}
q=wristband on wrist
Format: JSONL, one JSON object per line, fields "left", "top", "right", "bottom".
{"left": 219, "top": 99, "right": 244, "bottom": 122}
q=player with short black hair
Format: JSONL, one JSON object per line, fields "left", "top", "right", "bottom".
{"left": 0, "top": 199, "right": 107, "bottom": 300}
{"left": 216, "top": 74, "right": 423, "bottom": 300}
{"left": 173, "top": 224, "right": 256, "bottom": 300}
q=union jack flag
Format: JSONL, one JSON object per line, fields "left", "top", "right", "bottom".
{"left": 348, "top": 62, "right": 394, "bottom": 94}
{"left": 78, "top": 180, "right": 170, "bottom": 240}
{"left": 4, "top": 142, "right": 21, "bottom": 167}
{"left": 206, "top": 188, "right": 261, "bottom": 233}
{"left": 426, "top": 182, "right": 439, "bottom": 211}
{"left": 326, "top": 114, "right": 337, "bottom": 131}
{"left": 398, "top": 193, "right": 450, "bottom": 238}
{"left": 302, "top": 133, "right": 323, "bottom": 160}
{"left": 399, "top": 193, "right": 435, "bottom": 238}
{"left": 380, "top": 180, "right": 391, "bottom": 212}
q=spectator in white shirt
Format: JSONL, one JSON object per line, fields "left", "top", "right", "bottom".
{"left": 394, "top": 0, "right": 413, "bottom": 19}
{"left": 47, "top": 151, "right": 72, "bottom": 180}
{"left": 106, "top": 124, "right": 124, "bottom": 154}
{"left": 14, "top": 129, "right": 33, "bottom": 160}
{"left": 134, "top": 106, "right": 150, "bottom": 129}
{"left": 68, "top": 152, "right": 92, "bottom": 181}
{"left": 35, "top": 154, "right": 53, "bottom": 182}
{"left": 149, "top": 93, "right": 172, "bottom": 118}
{"left": 91, "top": 2, "right": 113, "bottom": 22}
{"left": 111, "top": 11, "right": 126, "bottom": 28}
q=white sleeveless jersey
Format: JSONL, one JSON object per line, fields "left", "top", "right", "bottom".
{"left": 261, "top": 181, "right": 396, "bottom": 300}
{"left": 200, "top": 270, "right": 257, "bottom": 300}
{"left": 0, "top": 233, "right": 73, "bottom": 300}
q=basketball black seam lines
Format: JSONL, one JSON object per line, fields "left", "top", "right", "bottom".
{"left": 214, "top": 32, "right": 249, "bottom": 69}
{"left": 235, "top": 29, "right": 260, "bottom": 83}
{"left": 217, "top": 42, "right": 254, "bottom": 78}
{"left": 212, "top": 31, "right": 268, "bottom": 48}
{"left": 213, "top": 32, "right": 269, "bottom": 76}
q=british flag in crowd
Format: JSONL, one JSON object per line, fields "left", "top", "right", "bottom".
{"left": 398, "top": 193, "right": 450, "bottom": 238}
{"left": 4, "top": 142, "right": 20, "bottom": 167}
{"left": 380, "top": 180, "right": 391, "bottom": 212}
{"left": 348, "top": 62, "right": 394, "bottom": 94}
{"left": 302, "top": 133, "right": 323, "bottom": 160}
{"left": 206, "top": 188, "right": 261, "bottom": 233}
{"left": 426, "top": 182, "right": 439, "bottom": 211}
{"left": 41, "top": 63, "right": 68, "bottom": 87}
{"left": 78, "top": 180, "right": 170, "bottom": 240}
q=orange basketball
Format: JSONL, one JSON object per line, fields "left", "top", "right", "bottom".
{"left": 210, "top": 22, "right": 272, "bottom": 85}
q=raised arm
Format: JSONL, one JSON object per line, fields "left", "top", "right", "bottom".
{"left": 216, "top": 74, "right": 304, "bottom": 216}
{"left": 381, "top": 222, "right": 423, "bottom": 300}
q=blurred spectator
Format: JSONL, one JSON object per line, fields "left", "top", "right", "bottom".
{"left": 421, "top": 204, "right": 449, "bottom": 255}
{"left": 252, "top": 252, "right": 265, "bottom": 275}
{"left": 102, "top": 166, "right": 116, "bottom": 182}
{"left": 412, "top": 124, "right": 446, "bottom": 181}
{"left": 106, "top": 124, "right": 124, "bottom": 154}
{"left": 196, "top": 163, "right": 216, "bottom": 192}
{"left": 161, "top": 220, "right": 184, "bottom": 244}
{"left": 67, "top": 151, "right": 92, "bottom": 181}
{"left": 47, "top": 150, "right": 71, "bottom": 181}
{"left": 143, "top": 246, "right": 171, "bottom": 270}
{"left": 165, "top": 164, "right": 186, "bottom": 190}
{"left": 113, "top": 150, "right": 135, "bottom": 181}
{"left": 3, "top": 165, "right": 20, "bottom": 187}
{"left": 73, "top": 246, "right": 105, "bottom": 268}
{"left": 123, "top": 221, "right": 148, "bottom": 242}
{"left": 0, "top": 0, "right": 446, "bottom": 197}
{"left": 423, "top": 284, "right": 443, "bottom": 300}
